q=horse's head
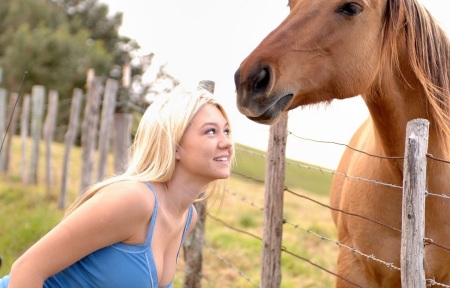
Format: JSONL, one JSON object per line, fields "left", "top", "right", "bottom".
{"left": 234, "top": 0, "right": 390, "bottom": 124}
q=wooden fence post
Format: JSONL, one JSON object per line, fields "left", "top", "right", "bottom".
{"left": 261, "top": 112, "right": 288, "bottom": 288}
{"left": 43, "top": 90, "right": 59, "bottom": 191}
{"left": 2, "top": 92, "right": 20, "bottom": 173}
{"left": 113, "top": 64, "right": 132, "bottom": 174}
{"left": 113, "top": 114, "right": 131, "bottom": 174}
{"left": 80, "top": 78, "right": 102, "bottom": 194}
{"left": 401, "top": 118, "right": 428, "bottom": 288}
{"left": 182, "top": 80, "right": 215, "bottom": 288}
{"left": 0, "top": 88, "right": 8, "bottom": 173}
{"left": 97, "top": 78, "right": 118, "bottom": 181}
{"left": 28, "top": 86, "right": 45, "bottom": 184}
{"left": 59, "top": 88, "right": 83, "bottom": 209}
{"left": 20, "top": 94, "right": 31, "bottom": 183}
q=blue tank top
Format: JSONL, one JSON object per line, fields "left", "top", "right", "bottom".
{"left": 0, "top": 182, "right": 193, "bottom": 288}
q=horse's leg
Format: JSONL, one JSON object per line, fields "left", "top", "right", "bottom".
{"left": 335, "top": 248, "right": 370, "bottom": 288}
{"left": 335, "top": 248, "right": 402, "bottom": 288}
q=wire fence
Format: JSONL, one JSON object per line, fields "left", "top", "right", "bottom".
{"left": 199, "top": 127, "right": 450, "bottom": 288}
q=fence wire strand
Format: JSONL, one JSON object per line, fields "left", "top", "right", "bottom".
{"left": 234, "top": 142, "right": 450, "bottom": 286}
{"left": 204, "top": 241, "right": 259, "bottom": 287}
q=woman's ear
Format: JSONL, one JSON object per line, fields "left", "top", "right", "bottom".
{"left": 175, "top": 149, "right": 181, "bottom": 160}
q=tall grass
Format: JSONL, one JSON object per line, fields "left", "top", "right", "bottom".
{"left": 0, "top": 137, "right": 337, "bottom": 287}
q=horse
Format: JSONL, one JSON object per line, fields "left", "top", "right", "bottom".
{"left": 234, "top": 0, "right": 450, "bottom": 287}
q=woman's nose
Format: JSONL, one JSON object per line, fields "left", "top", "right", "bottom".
{"left": 219, "top": 133, "right": 233, "bottom": 148}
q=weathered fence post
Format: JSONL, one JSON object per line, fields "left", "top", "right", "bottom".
{"left": 59, "top": 88, "right": 83, "bottom": 209}
{"left": 112, "top": 113, "right": 131, "bottom": 173}
{"left": 0, "top": 88, "right": 9, "bottom": 172}
{"left": 43, "top": 90, "right": 59, "bottom": 191}
{"left": 113, "top": 64, "right": 132, "bottom": 174}
{"left": 20, "top": 94, "right": 31, "bottom": 183}
{"left": 401, "top": 118, "right": 428, "bottom": 288}
{"left": 28, "top": 86, "right": 45, "bottom": 184}
{"left": 97, "top": 78, "right": 118, "bottom": 181}
{"left": 182, "top": 80, "right": 215, "bottom": 288}
{"left": 80, "top": 78, "right": 102, "bottom": 194}
{"left": 261, "top": 112, "right": 288, "bottom": 288}
{"left": 2, "top": 92, "right": 20, "bottom": 173}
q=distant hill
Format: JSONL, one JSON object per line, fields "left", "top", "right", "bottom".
{"left": 233, "top": 143, "right": 332, "bottom": 196}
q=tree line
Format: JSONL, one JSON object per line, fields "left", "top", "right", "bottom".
{"left": 0, "top": 0, "right": 178, "bottom": 143}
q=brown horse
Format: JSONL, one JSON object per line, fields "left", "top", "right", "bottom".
{"left": 234, "top": 0, "right": 450, "bottom": 287}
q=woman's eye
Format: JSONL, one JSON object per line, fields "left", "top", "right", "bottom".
{"left": 206, "top": 128, "right": 216, "bottom": 135}
{"left": 224, "top": 129, "right": 231, "bottom": 136}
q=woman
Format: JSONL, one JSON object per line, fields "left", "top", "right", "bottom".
{"left": 0, "top": 86, "right": 234, "bottom": 287}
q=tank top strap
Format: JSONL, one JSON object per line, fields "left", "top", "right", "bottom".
{"left": 175, "top": 204, "right": 194, "bottom": 261}
{"left": 143, "top": 181, "right": 158, "bottom": 247}
{"left": 143, "top": 181, "right": 194, "bottom": 260}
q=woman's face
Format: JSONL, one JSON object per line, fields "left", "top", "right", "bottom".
{"left": 176, "top": 104, "right": 233, "bottom": 182}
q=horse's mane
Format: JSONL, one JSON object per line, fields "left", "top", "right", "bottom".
{"left": 383, "top": 0, "right": 450, "bottom": 143}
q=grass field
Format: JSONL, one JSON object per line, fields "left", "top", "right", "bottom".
{"left": 0, "top": 137, "right": 338, "bottom": 287}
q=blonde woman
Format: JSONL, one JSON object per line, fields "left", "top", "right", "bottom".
{"left": 1, "top": 86, "right": 234, "bottom": 288}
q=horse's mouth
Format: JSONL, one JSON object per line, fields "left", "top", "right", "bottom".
{"left": 248, "top": 93, "right": 293, "bottom": 124}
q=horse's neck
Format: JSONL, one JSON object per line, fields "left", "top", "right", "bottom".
{"left": 362, "top": 74, "right": 450, "bottom": 176}
{"left": 362, "top": 69, "right": 438, "bottom": 152}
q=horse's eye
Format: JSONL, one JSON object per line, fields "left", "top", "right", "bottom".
{"left": 337, "top": 3, "right": 362, "bottom": 16}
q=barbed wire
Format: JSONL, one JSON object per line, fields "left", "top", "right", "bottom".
{"left": 229, "top": 150, "right": 450, "bottom": 286}
{"left": 225, "top": 186, "right": 390, "bottom": 286}
{"left": 232, "top": 146, "right": 450, "bottom": 284}
{"left": 225, "top": 188, "right": 264, "bottom": 211}
{"left": 426, "top": 191, "right": 450, "bottom": 200}
{"left": 281, "top": 248, "right": 364, "bottom": 288}
{"left": 204, "top": 241, "right": 259, "bottom": 287}
{"left": 207, "top": 213, "right": 262, "bottom": 242}
{"left": 284, "top": 188, "right": 401, "bottom": 233}
{"left": 283, "top": 218, "right": 400, "bottom": 271}
{"left": 287, "top": 160, "right": 404, "bottom": 190}
{"left": 287, "top": 132, "right": 404, "bottom": 160}
{"left": 212, "top": 191, "right": 385, "bottom": 288}
{"left": 426, "top": 278, "right": 450, "bottom": 287}
{"left": 426, "top": 153, "right": 450, "bottom": 165}
{"left": 216, "top": 188, "right": 450, "bottom": 288}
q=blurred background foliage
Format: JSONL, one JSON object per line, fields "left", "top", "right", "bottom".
{"left": 0, "top": 0, "right": 178, "bottom": 138}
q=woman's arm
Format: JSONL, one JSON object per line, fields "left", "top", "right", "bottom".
{"left": 8, "top": 181, "right": 153, "bottom": 288}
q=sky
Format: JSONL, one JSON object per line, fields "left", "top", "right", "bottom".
{"left": 101, "top": 0, "right": 449, "bottom": 169}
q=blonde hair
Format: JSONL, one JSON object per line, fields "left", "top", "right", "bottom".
{"left": 64, "top": 86, "right": 234, "bottom": 217}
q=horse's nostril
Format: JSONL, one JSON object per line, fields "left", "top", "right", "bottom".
{"left": 253, "top": 67, "right": 270, "bottom": 96}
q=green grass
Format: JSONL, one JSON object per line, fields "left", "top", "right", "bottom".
{"left": 0, "top": 137, "right": 338, "bottom": 287}
{"left": 233, "top": 143, "right": 332, "bottom": 196}
{"left": 0, "top": 178, "right": 62, "bottom": 273}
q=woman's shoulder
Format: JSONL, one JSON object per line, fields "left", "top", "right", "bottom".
{"left": 103, "top": 180, "right": 151, "bottom": 193}
{"left": 97, "top": 180, "right": 155, "bottom": 214}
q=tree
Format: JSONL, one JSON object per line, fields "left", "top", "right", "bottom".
{"left": 2, "top": 23, "right": 113, "bottom": 95}
{"left": 51, "top": 0, "right": 177, "bottom": 106}
{"left": 0, "top": 0, "right": 114, "bottom": 96}
{"left": 0, "top": 0, "right": 178, "bottom": 140}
